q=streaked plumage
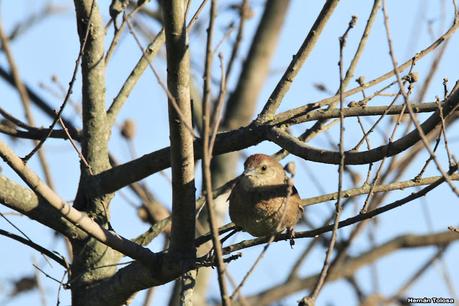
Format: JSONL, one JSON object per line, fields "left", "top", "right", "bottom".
{"left": 229, "top": 154, "right": 303, "bottom": 237}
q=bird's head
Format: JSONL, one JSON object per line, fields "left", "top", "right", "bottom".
{"left": 239, "top": 154, "right": 286, "bottom": 190}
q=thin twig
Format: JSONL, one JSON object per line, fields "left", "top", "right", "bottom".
{"left": 360, "top": 102, "right": 407, "bottom": 213}
{"left": 382, "top": 0, "right": 459, "bottom": 196}
{"left": 275, "top": 99, "right": 454, "bottom": 127}
{"left": 268, "top": 89, "right": 459, "bottom": 165}
{"left": 301, "top": 172, "right": 459, "bottom": 208}
{"left": 230, "top": 179, "right": 294, "bottom": 302}
{"left": 141, "top": 288, "right": 155, "bottom": 306}
{"left": 302, "top": 16, "right": 357, "bottom": 305}
{"left": 58, "top": 117, "right": 93, "bottom": 175}
{"left": 257, "top": 0, "right": 339, "bottom": 121}
{"left": 32, "top": 257, "right": 48, "bottom": 306}
{"left": 39, "top": 78, "right": 81, "bottom": 117}
{"left": 317, "top": 98, "right": 414, "bottom": 296}
{"left": 0, "top": 229, "right": 67, "bottom": 267}
{"left": 273, "top": 0, "right": 381, "bottom": 163}
{"left": 230, "top": 236, "right": 274, "bottom": 301}
{"left": 392, "top": 247, "right": 447, "bottom": 298}
{"left": 0, "top": 19, "right": 55, "bottom": 189}
{"left": 351, "top": 77, "right": 408, "bottom": 151}
{"left": 355, "top": 109, "right": 374, "bottom": 187}
{"left": 272, "top": 17, "right": 459, "bottom": 126}
{"left": 419, "top": 195, "right": 459, "bottom": 303}
{"left": 241, "top": 230, "right": 459, "bottom": 305}
{"left": 105, "top": 4, "right": 143, "bottom": 64}
{"left": 201, "top": 1, "right": 231, "bottom": 305}
{"left": 125, "top": 18, "right": 197, "bottom": 138}
{"left": 22, "top": 0, "right": 95, "bottom": 163}
{"left": 33, "top": 264, "right": 66, "bottom": 286}
{"left": 225, "top": 0, "right": 249, "bottom": 80}
{"left": 414, "top": 122, "right": 443, "bottom": 181}
{"left": 209, "top": 54, "right": 227, "bottom": 153}
{"left": 105, "top": 0, "right": 209, "bottom": 127}
{"left": 287, "top": 237, "right": 320, "bottom": 281}
{"left": 104, "top": 158, "right": 459, "bottom": 251}
{"left": 436, "top": 96, "right": 455, "bottom": 166}
{"left": 56, "top": 270, "right": 69, "bottom": 305}
{"left": 222, "top": 165, "right": 457, "bottom": 254}
{"left": 7, "top": 4, "right": 66, "bottom": 41}
{"left": 0, "top": 140, "right": 158, "bottom": 264}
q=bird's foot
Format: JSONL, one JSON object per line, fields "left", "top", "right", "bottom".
{"left": 287, "top": 227, "right": 296, "bottom": 248}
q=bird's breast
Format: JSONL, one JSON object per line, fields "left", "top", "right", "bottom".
{"left": 229, "top": 185, "right": 302, "bottom": 237}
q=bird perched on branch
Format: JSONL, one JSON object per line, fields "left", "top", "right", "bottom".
{"left": 229, "top": 154, "right": 303, "bottom": 243}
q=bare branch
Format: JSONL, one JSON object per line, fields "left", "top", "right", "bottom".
{"left": 257, "top": 0, "right": 339, "bottom": 121}
{"left": 0, "top": 229, "right": 68, "bottom": 268}
{"left": 222, "top": 165, "right": 456, "bottom": 254}
{"left": 161, "top": 0, "right": 196, "bottom": 261}
{"left": 245, "top": 231, "right": 459, "bottom": 306}
{"left": 0, "top": 139, "right": 157, "bottom": 263}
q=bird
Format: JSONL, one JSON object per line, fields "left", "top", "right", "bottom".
{"left": 228, "top": 154, "right": 303, "bottom": 242}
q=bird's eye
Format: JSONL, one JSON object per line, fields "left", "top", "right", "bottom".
{"left": 261, "top": 165, "right": 267, "bottom": 171}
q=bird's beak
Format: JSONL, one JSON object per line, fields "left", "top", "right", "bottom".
{"left": 243, "top": 168, "right": 256, "bottom": 177}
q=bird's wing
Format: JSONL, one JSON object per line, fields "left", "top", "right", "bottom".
{"left": 292, "top": 185, "right": 300, "bottom": 197}
{"left": 292, "top": 185, "right": 304, "bottom": 212}
{"left": 227, "top": 180, "right": 240, "bottom": 203}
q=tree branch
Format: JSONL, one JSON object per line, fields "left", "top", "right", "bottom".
{"left": 257, "top": 0, "right": 340, "bottom": 121}
{"left": 245, "top": 231, "right": 459, "bottom": 306}
{"left": 73, "top": 0, "right": 110, "bottom": 176}
{"left": 95, "top": 97, "right": 459, "bottom": 196}
{"left": 224, "top": 0, "right": 291, "bottom": 129}
{"left": 267, "top": 87, "right": 459, "bottom": 165}
{"left": 0, "top": 229, "right": 67, "bottom": 267}
{"left": 0, "top": 175, "right": 86, "bottom": 240}
{"left": 0, "top": 139, "right": 157, "bottom": 264}
{"left": 161, "top": 0, "right": 196, "bottom": 261}
{"left": 222, "top": 165, "right": 456, "bottom": 253}
{"left": 271, "top": 16, "right": 459, "bottom": 125}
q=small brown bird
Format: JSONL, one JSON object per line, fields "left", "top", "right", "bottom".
{"left": 229, "top": 154, "right": 303, "bottom": 239}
